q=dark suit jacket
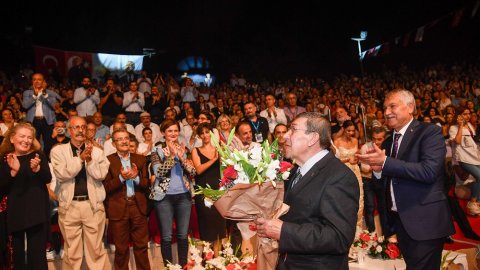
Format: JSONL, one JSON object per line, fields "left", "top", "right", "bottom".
{"left": 103, "top": 153, "right": 149, "bottom": 220}
{"left": 378, "top": 119, "right": 454, "bottom": 240}
{"left": 278, "top": 151, "right": 359, "bottom": 270}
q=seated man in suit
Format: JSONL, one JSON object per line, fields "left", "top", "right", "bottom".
{"left": 255, "top": 112, "right": 359, "bottom": 270}
{"left": 103, "top": 128, "right": 150, "bottom": 270}
{"left": 357, "top": 89, "right": 454, "bottom": 270}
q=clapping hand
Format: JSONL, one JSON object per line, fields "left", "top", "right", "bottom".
{"left": 130, "top": 163, "right": 139, "bottom": 179}
{"left": 6, "top": 153, "right": 20, "bottom": 176}
{"left": 30, "top": 153, "right": 41, "bottom": 173}
{"left": 175, "top": 143, "right": 186, "bottom": 160}
{"left": 121, "top": 164, "right": 138, "bottom": 180}
{"left": 80, "top": 143, "right": 93, "bottom": 162}
{"left": 120, "top": 166, "right": 131, "bottom": 180}
{"left": 356, "top": 143, "right": 385, "bottom": 172}
{"left": 162, "top": 147, "right": 171, "bottom": 157}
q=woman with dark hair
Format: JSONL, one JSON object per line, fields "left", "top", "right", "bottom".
{"left": 425, "top": 106, "right": 445, "bottom": 126}
{"left": 138, "top": 127, "right": 154, "bottom": 157}
{"left": 191, "top": 123, "right": 226, "bottom": 255}
{"left": 6, "top": 95, "right": 25, "bottom": 121}
{"left": 198, "top": 110, "right": 220, "bottom": 143}
{"left": 333, "top": 120, "right": 363, "bottom": 230}
{"left": 150, "top": 119, "right": 196, "bottom": 266}
{"left": 0, "top": 108, "right": 17, "bottom": 143}
{"left": 0, "top": 123, "right": 51, "bottom": 269}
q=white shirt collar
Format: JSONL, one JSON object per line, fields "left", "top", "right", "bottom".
{"left": 299, "top": 149, "right": 329, "bottom": 176}
{"left": 394, "top": 117, "right": 414, "bottom": 136}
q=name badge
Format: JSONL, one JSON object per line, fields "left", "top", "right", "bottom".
{"left": 255, "top": 133, "right": 263, "bottom": 142}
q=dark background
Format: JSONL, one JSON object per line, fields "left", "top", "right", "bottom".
{"left": 1, "top": 1, "right": 479, "bottom": 82}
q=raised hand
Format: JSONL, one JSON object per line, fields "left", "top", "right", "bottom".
{"left": 80, "top": 143, "right": 93, "bottom": 162}
{"left": 30, "top": 153, "right": 41, "bottom": 173}
{"left": 129, "top": 163, "right": 139, "bottom": 179}
{"left": 6, "top": 153, "right": 20, "bottom": 175}
{"left": 163, "top": 147, "right": 171, "bottom": 157}
{"left": 356, "top": 142, "right": 386, "bottom": 168}
{"left": 176, "top": 143, "right": 186, "bottom": 159}
{"left": 120, "top": 166, "right": 131, "bottom": 180}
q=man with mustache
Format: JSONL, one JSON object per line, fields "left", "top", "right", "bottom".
{"left": 357, "top": 89, "right": 454, "bottom": 270}
{"left": 50, "top": 116, "right": 110, "bottom": 269}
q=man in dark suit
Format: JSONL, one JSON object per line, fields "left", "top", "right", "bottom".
{"left": 255, "top": 112, "right": 359, "bottom": 270}
{"left": 103, "top": 128, "right": 151, "bottom": 270}
{"left": 358, "top": 89, "right": 454, "bottom": 270}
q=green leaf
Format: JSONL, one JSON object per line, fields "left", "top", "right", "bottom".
{"left": 194, "top": 184, "right": 226, "bottom": 201}
{"left": 239, "top": 159, "right": 256, "bottom": 181}
{"left": 227, "top": 128, "right": 236, "bottom": 145}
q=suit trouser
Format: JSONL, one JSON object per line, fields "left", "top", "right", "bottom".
{"left": 32, "top": 117, "right": 54, "bottom": 158}
{"left": 59, "top": 200, "right": 108, "bottom": 270}
{"left": 363, "top": 177, "right": 384, "bottom": 232}
{"left": 109, "top": 199, "right": 150, "bottom": 270}
{"left": 390, "top": 211, "right": 444, "bottom": 270}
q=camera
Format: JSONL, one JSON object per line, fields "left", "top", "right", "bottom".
{"left": 57, "top": 127, "right": 66, "bottom": 135}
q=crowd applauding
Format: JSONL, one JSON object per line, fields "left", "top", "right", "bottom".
{"left": 0, "top": 61, "right": 479, "bottom": 269}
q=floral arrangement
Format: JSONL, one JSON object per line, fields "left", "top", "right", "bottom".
{"left": 165, "top": 240, "right": 256, "bottom": 270}
{"left": 194, "top": 129, "right": 293, "bottom": 269}
{"left": 353, "top": 231, "right": 401, "bottom": 260}
{"left": 195, "top": 129, "right": 294, "bottom": 204}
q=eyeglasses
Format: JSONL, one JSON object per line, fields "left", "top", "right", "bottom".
{"left": 114, "top": 137, "right": 130, "bottom": 142}
{"left": 69, "top": 125, "right": 87, "bottom": 131}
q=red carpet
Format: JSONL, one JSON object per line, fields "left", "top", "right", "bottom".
{"left": 444, "top": 199, "right": 480, "bottom": 251}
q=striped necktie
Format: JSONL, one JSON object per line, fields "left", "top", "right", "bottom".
{"left": 290, "top": 170, "right": 302, "bottom": 188}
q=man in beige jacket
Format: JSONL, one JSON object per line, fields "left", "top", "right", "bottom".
{"left": 50, "top": 116, "right": 110, "bottom": 270}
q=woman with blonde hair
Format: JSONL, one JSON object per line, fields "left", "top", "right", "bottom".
{"left": 216, "top": 114, "right": 233, "bottom": 144}
{"left": 0, "top": 123, "right": 51, "bottom": 270}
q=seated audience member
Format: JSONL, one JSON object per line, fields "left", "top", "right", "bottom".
{"left": 51, "top": 120, "right": 70, "bottom": 146}
{"left": 92, "top": 112, "right": 110, "bottom": 146}
{"left": 135, "top": 112, "right": 162, "bottom": 144}
{"left": 138, "top": 127, "right": 154, "bottom": 157}
{"left": 110, "top": 113, "right": 136, "bottom": 135}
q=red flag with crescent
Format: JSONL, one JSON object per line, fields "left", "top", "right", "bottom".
{"left": 33, "top": 46, "right": 66, "bottom": 76}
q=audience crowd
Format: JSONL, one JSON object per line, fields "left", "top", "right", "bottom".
{"left": 0, "top": 61, "right": 480, "bottom": 268}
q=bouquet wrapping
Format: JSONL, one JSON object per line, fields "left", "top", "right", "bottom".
{"left": 213, "top": 181, "right": 289, "bottom": 270}
{"left": 196, "top": 130, "right": 293, "bottom": 270}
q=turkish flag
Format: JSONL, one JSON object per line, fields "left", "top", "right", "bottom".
{"left": 64, "top": 51, "right": 93, "bottom": 75}
{"left": 33, "top": 46, "right": 66, "bottom": 77}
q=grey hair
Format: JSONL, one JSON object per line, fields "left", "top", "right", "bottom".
{"left": 386, "top": 89, "right": 415, "bottom": 106}
{"left": 295, "top": 112, "right": 331, "bottom": 149}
